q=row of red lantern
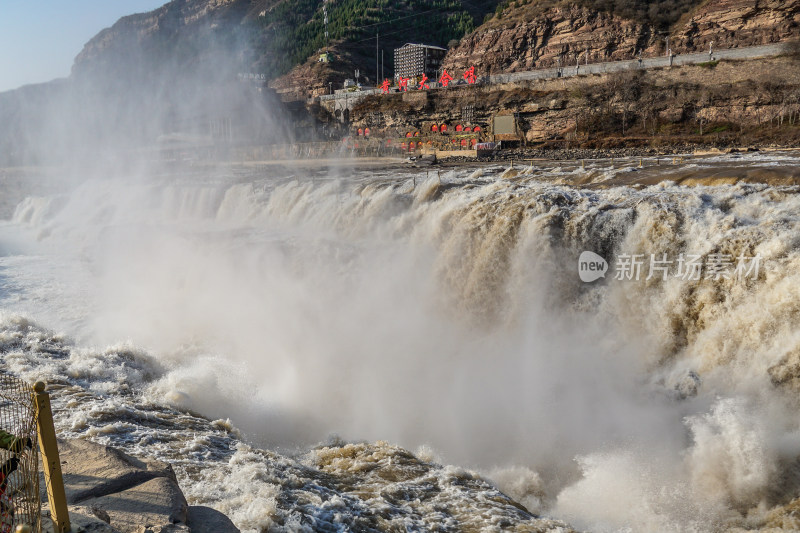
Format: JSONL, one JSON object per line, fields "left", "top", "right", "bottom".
{"left": 399, "top": 138, "right": 478, "bottom": 151}
{"left": 430, "top": 124, "right": 481, "bottom": 133}
{"left": 400, "top": 125, "right": 482, "bottom": 137}
{"left": 344, "top": 138, "right": 478, "bottom": 150}
{"left": 357, "top": 125, "right": 482, "bottom": 137}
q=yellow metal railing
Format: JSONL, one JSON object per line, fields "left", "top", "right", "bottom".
{"left": 32, "top": 383, "right": 69, "bottom": 533}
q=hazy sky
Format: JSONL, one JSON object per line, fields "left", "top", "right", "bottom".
{"left": 0, "top": 0, "right": 167, "bottom": 92}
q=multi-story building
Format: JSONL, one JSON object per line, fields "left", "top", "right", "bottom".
{"left": 393, "top": 43, "right": 447, "bottom": 80}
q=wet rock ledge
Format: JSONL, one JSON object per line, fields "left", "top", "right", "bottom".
{"left": 40, "top": 439, "right": 238, "bottom": 533}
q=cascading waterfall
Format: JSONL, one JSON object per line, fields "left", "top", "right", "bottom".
{"left": 1, "top": 155, "right": 800, "bottom": 532}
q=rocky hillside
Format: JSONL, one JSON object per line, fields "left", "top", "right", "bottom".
{"left": 71, "top": 0, "right": 500, "bottom": 85}
{"left": 45, "top": 0, "right": 800, "bottom": 97}
{"left": 443, "top": 0, "right": 800, "bottom": 75}
{"left": 671, "top": 0, "right": 800, "bottom": 52}
{"left": 349, "top": 54, "right": 800, "bottom": 149}
{"left": 72, "top": 0, "right": 260, "bottom": 82}
{"left": 444, "top": 4, "right": 653, "bottom": 74}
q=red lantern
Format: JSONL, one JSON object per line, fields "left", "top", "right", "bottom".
{"left": 456, "top": 124, "right": 463, "bottom": 132}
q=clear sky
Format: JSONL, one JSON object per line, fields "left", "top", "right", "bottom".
{"left": 0, "top": 0, "right": 168, "bottom": 93}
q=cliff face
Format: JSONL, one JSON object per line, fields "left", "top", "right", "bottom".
{"left": 349, "top": 55, "right": 800, "bottom": 149}
{"left": 72, "top": 0, "right": 262, "bottom": 81}
{"left": 444, "top": 5, "right": 654, "bottom": 74}
{"left": 672, "top": 0, "right": 800, "bottom": 52}
{"left": 66, "top": 0, "right": 799, "bottom": 98}
{"left": 443, "top": 0, "right": 800, "bottom": 75}
{"left": 0, "top": 0, "right": 293, "bottom": 165}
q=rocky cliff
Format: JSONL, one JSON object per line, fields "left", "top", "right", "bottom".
{"left": 671, "top": 0, "right": 800, "bottom": 52}
{"left": 349, "top": 54, "right": 800, "bottom": 149}
{"left": 71, "top": 0, "right": 261, "bottom": 81}
{"left": 444, "top": 5, "right": 653, "bottom": 74}
{"left": 31, "top": 0, "right": 800, "bottom": 100}
{"left": 443, "top": 0, "right": 800, "bottom": 75}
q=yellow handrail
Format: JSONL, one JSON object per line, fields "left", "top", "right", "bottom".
{"left": 33, "top": 383, "right": 69, "bottom": 533}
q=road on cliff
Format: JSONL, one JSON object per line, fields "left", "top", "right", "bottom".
{"left": 316, "top": 42, "right": 790, "bottom": 106}
{"left": 486, "top": 43, "right": 789, "bottom": 84}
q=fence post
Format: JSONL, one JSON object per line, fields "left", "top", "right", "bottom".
{"left": 32, "top": 382, "right": 70, "bottom": 533}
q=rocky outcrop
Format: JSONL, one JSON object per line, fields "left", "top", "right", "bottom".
{"left": 443, "top": 5, "right": 653, "bottom": 74}
{"left": 443, "top": 0, "right": 800, "bottom": 76}
{"left": 40, "top": 439, "right": 239, "bottom": 533}
{"left": 672, "top": 0, "right": 800, "bottom": 52}
{"left": 72, "top": 0, "right": 252, "bottom": 78}
{"left": 59, "top": 0, "right": 800, "bottom": 101}
{"left": 350, "top": 55, "right": 800, "bottom": 148}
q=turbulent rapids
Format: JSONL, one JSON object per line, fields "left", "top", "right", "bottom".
{"left": 2, "top": 153, "right": 800, "bottom": 532}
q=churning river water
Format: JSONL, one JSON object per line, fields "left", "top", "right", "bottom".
{"left": 2, "top": 153, "right": 800, "bottom": 532}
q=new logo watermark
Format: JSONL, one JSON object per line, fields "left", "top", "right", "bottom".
{"left": 578, "top": 251, "right": 762, "bottom": 283}
{"left": 578, "top": 251, "right": 609, "bottom": 282}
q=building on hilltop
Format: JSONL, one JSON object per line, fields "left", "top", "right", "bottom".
{"left": 393, "top": 43, "right": 446, "bottom": 80}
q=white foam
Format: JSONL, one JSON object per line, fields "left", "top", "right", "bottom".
{"left": 0, "top": 157, "right": 799, "bottom": 531}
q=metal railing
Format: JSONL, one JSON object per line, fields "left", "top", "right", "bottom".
{"left": 0, "top": 375, "right": 40, "bottom": 533}
{"left": 0, "top": 377, "right": 70, "bottom": 533}
{"left": 33, "top": 383, "right": 68, "bottom": 533}
{"left": 313, "top": 43, "right": 788, "bottom": 104}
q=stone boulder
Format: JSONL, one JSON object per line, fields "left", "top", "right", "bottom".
{"left": 38, "top": 439, "right": 238, "bottom": 533}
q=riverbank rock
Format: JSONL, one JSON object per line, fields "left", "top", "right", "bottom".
{"left": 40, "top": 439, "right": 239, "bottom": 533}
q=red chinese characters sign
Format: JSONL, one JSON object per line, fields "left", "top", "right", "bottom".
{"left": 418, "top": 74, "right": 429, "bottom": 90}
{"left": 439, "top": 69, "right": 453, "bottom": 87}
{"left": 381, "top": 67, "right": 474, "bottom": 95}
{"left": 463, "top": 66, "right": 476, "bottom": 84}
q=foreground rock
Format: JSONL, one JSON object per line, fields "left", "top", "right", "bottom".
{"left": 40, "top": 439, "right": 239, "bottom": 533}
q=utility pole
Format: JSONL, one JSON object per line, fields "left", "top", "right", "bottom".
{"left": 376, "top": 31, "right": 379, "bottom": 87}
